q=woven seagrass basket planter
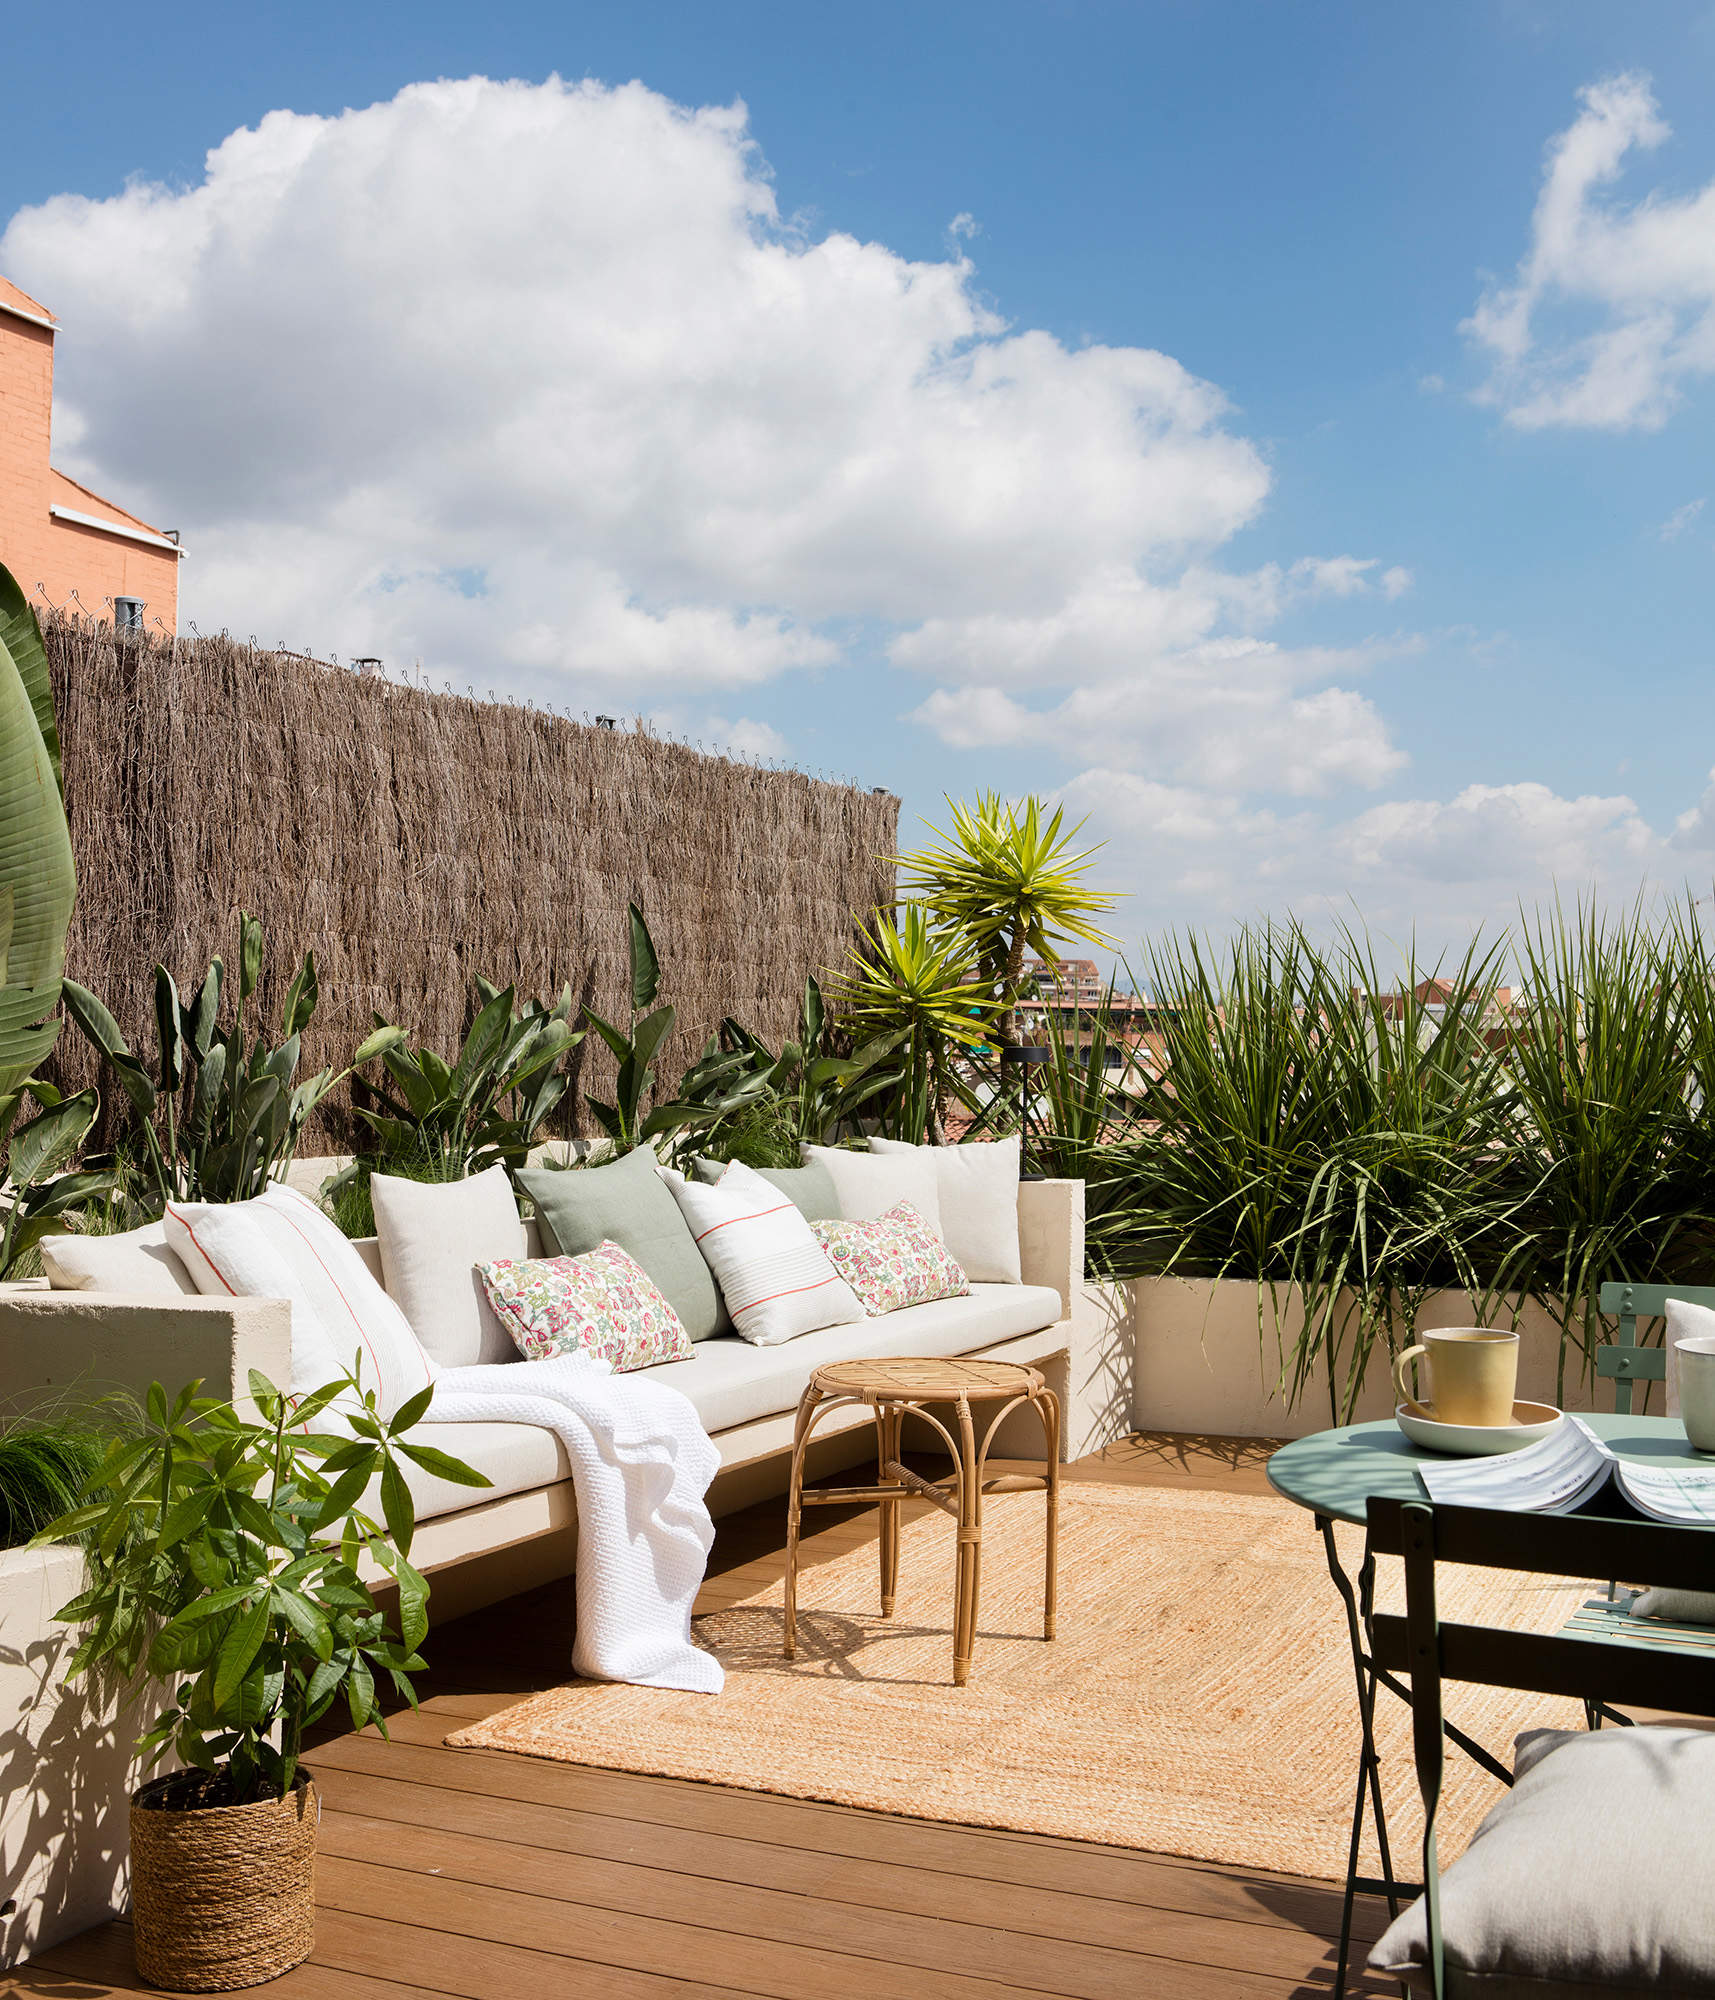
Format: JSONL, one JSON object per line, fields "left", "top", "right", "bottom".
{"left": 129, "top": 1771, "right": 318, "bottom": 1991}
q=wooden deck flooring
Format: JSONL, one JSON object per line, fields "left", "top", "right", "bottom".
{"left": 3, "top": 1435, "right": 1393, "bottom": 1998}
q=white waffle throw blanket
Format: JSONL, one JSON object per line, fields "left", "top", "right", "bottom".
{"left": 428, "top": 1355, "right": 723, "bottom": 1693}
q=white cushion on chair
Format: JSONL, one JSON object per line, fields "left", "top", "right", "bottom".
{"left": 868, "top": 1136, "right": 1022, "bottom": 1283}
{"left": 1370, "top": 1724, "right": 1715, "bottom": 1994}
{"left": 370, "top": 1164, "right": 526, "bottom": 1368}
{"left": 659, "top": 1160, "right": 865, "bottom": 1347}
{"left": 41, "top": 1222, "right": 197, "bottom": 1296}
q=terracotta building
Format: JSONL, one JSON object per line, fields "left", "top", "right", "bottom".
{"left": 0, "top": 274, "right": 182, "bottom": 632}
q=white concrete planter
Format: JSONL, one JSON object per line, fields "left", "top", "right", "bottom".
{"left": 0, "top": 1543, "right": 164, "bottom": 1970}
{"left": 1131, "top": 1277, "right": 1597, "bottom": 1440}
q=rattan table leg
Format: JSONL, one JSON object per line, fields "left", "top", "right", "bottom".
{"left": 1038, "top": 1389, "right": 1060, "bottom": 1641}
{"left": 782, "top": 1383, "right": 819, "bottom": 1661}
{"left": 953, "top": 1394, "right": 980, "bottom": 1686}
{"left": 877, "top": 1404, "right": 901, "bottom": 1617}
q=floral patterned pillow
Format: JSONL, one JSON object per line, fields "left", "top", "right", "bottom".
{"left": 811, "top": 1201, "right": 970, "bottom": 1316}
{"left": 476, "top": 1241, "right": 693, "bottom": 1371}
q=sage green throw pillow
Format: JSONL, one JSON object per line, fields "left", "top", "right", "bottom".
{"left": 519, "top": 1149, "right": 723, "bottom": 1343}
{"left": 690, "top": 1157, "right": 842, "bottom": 1222}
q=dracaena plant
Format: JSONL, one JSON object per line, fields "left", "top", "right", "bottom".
{"left": 351, "top": 977, "right": 584, "bottom": 1179}
{"left": 39, "top": 1365, "right": 490, "bottom": 1805}
{"left": 62, "top": 914, "right": 402, "bottom": 1212}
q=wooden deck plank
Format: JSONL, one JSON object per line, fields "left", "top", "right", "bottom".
{"left": 310, "top": 1721, "right": 1382, "bottom": 1944}
{"left": 312, "top": 1762, "right": 1379, "bottom": 1956}
{"left": 318, "top": 1853, "right": 1311, "bottom": 2000}
{"left": 5, "top": 1435, "right": 1395, "bottom": 1999}
{"left": 319, "top": 1800, "right": 1355, "bottom": 1994}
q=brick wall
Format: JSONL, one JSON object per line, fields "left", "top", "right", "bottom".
{"left": 0, "top": 303, "right": 180, "bottom": 632}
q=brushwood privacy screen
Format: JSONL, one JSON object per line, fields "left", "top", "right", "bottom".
{"left": 47, "top": 619, "right": 897, "bottom": 1144}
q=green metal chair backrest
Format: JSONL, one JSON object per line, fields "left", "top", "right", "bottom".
{"left": 1594, "top": 1282, "right": 1715, "bottom": 1412}
{"left": 1366, "top": 1494, "right": 1715, "bottom": 2000}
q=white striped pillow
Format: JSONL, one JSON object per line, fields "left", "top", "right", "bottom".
{"left": 165, "top": 1184, "right": 438, "bottom": 1418}
{"left": 658, "top": 1160, "right": 866, "bottom": 1346}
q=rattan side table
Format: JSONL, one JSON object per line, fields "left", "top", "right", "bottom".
{"left": 783, "top": 1356, "right": 1060, "bottom": 1686}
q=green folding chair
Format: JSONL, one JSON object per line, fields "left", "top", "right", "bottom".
{"left": 1593, "top": 1280, "right": 1715, "bottom": 1412}
{"left": 1366, "top": 1496, "right": 1715, "bottom": 1999}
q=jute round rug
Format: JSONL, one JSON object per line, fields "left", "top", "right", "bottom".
{"left": 448, "top": 1482, "right": 1591, "bottom": 1880}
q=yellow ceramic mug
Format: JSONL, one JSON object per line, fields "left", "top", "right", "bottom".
{"left": 1392, "top": 1328, "right": 1520, "bottom": 1427}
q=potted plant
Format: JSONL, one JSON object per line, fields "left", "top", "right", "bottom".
{"left": 39, "top": 1366, "right": 488, "bottom": 1990}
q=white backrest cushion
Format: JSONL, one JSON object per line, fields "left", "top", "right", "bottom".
{"left": 165, "top": 1185, "right": 438, "bottom": 1416}
{"left": 659, "top": 1160, "right": 866, "bottom": 1347}
{"left": 370, "top": 1164, "right": 526, "bottom": 1368}
{"left": 868, "top": 1136, "right": 1022, "bottom": 1284}
{"left": 800, "top": 1145, "right": 943, "bottom": 1238}
{"left": 40, "top": 1222, "right": 197, "bottom": 1296}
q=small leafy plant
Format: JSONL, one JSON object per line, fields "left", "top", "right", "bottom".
{"left": 665, "top": 975, "right": 904, "bottom": 1163}
{"left": 0, "top": 1412, "right": 113, "bottom": 1548}
{"left": 62, "top": 914, "right": 402, "bottom": 1212}
{"left": 40, "top": 1365, "right": 489, "bottom": 1806}
{"left": 351, "top": 977, "right": 582, "bottom": 1180}
{"left": 0, "top": 1079, "right": 114, "bottom": 1279}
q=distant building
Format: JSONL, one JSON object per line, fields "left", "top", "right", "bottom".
{"left": 1364, "top": 976, "right": 1513, "bottom": 1018}
{"left": 1017, "top": 957, "right": 1171, "bottom": 1082}
{"left": 0, "top": 274, "right": 182, "bottom": 632}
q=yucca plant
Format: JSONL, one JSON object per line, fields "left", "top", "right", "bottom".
{"left": 898, "top": 794, "right": 1118, "bottom": 1044}
{"left": 830, "top": 905, "right": 995, "bottom": 1143}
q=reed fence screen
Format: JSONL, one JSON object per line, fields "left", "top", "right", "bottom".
{"left": 46, "top": 619, "right": 897, "bottom": 1145}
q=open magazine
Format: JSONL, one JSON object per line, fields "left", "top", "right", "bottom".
{"left": 1417, "top": 1416, "right": 1715, "bottom": 1525}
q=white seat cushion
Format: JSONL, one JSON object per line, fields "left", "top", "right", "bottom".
{"left": 1371, "top": 1725, "right": 1715, "bottom": 1995}
{"left": 638, "top": 1283, "right": 1064, "bottom": 1434}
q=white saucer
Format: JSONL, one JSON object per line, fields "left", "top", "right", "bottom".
{"left": 1395, "top": 1399, "right": 1564, "bottom": 1456}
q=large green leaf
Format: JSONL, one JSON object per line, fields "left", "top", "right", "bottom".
{"left": 0, "top": 571, "right": 75, "bottom": 1101}
{"left": 8, "top": 1086, "right": 98, "bottom": 1185}
{"left": 628, "top": 902, "right": 660, "bottom": 1012}
{"left": 0, "top": 561, "right": 61, "bottom": 798}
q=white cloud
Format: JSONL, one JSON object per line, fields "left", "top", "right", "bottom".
{"left": 909, "top": 635, "right": 1412, "bottom": 799}
{"left": 1052, "top": 764, "right": 1715, "bottom": 945}
{"left": 1658, "top": 497, "right": 1706, "bottom": 542}
{"left": 4, "top": 71, "right": 1408, "bottom": 802}
{"left": 1465, "top": 73, "right": 1715, "bottom": 430}
{"left": 701, "top": 714, "right": 789, "bottom": 759}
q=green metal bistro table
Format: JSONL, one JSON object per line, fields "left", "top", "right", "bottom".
{"left": 1268, "top": 1413, "right": 1700, "bottom": 1997}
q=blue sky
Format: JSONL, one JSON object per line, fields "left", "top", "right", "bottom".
{"left": 6, "top": 2, "right": 1715, "bottom": 950}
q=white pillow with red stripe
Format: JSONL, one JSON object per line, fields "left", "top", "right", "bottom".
{"left": 658, "top": 1159, "right": 866, "bottom": 1346}
{"left": 165, "top": 1184, "right": 438, "bottom": 1418}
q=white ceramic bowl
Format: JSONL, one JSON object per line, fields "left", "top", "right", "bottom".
{"left": 1394, "top": 1399, "right": 1563, "bottom": 1457}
